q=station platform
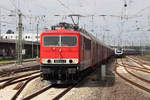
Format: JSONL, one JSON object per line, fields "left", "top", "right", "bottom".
{"left": 0, "top": 39, "right": 40, "bottom": 58}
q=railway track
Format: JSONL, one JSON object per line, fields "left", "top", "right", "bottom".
{"left": 11, "top": 74, "right": 40, "bottom": 100}
{"left": 14, "top": 81, "right": 75, "bottom": 100}
{"left": 119, "top": 58, "right": 150, "bottom": 73}
{"left": 19, "top": 69, "right": 94, "bottom": 100}
{"left": 0, "top": 64, "right": 88, "bottom": 100}
{"left": 0, "top": 72, "right": 40, "bottom": 100}
{"left": 21, "top": 81, "right": 83, "bottom": 100}
{"left": 0, "top": 65, "right": 40, "bottom": 77}
{"left": 126, "top": 56, "right": 150, "bottom": 70}
{"left": 115, "top": 58, "right": 150, "bottom": 94}
{"left": 52, "top": 83, "right": 77, "bottom": 100}
{"left": 22, "top": 84, "right": 53, "bottom": 100}
{"left": 134, "top": 56, "right": 150, "bottom": 67}
{"left": 0, "top": 59, "right": 36, "bottom": 66}
{"left": 121, "top": 59, "right": 150, "bottom": 84}
{"left": 0, "top": 71, "right": 92, "bottom": 100}
{"left": 22, "top": 79, "right": 86, "bottom": 100}
{"left": 136, "top": 56, "right": 150, "bottom": 64}
{"left": 17, "top": 80, "right": 84, "bottom": 100}
{"left": 0, "top": 70, "right": 40, "bottom": 89}
{"left": 123, "top": 57, "right": 150, "bottom": 74}
{"left": 122, "top": 64, "right": 150, "bottom": 74}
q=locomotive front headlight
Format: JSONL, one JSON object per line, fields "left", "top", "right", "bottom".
{"left": 73, "top": 59, "right": 78, "bottom": 64}
{"left": 42, "top": 59, "right": 47, "bottom": 64}
{"left": 47, "top": 59, "right": 51, "bottom": 63}
{"left": 69, "top": 59, "right": 73, "bottom": 64}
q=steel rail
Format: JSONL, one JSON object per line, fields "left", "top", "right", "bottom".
{"left": 0, "top": 70, "right": 40, "bottom": 83}
{"left": 52, "top": 69, "right": 95, "bottom": 100}
{"left": 0, "top": 65, "right": 40, "bottom": 77}
{"left": 118, "top": 58, "right": 150, "bottom": 73}
{"left": 115, "top": 59, "right": 150, "bottom": 93}
{"left": 0, "top": 71, "right": 40, "bottom": 89}
{"left": 117, "top": 63, "right": 150, "bottom": 74}
{"left": 52, "top": 84, "right": 76, "bottom": 100}
{"left": 22, "top": 84, "right": 53, "bottom": 100}
{"left": 121, "top": 59, "right": 150, "bottom": 84}
{"left": 136, "top": 56, "right": 150, "bottom": 64}
{"left": 0, "top": 59, "right": 36, "bottom": 66}
{"left": 23, "top": 70, "right": 94, "bottom": 100}
{"left": 11, "top": 74, "right": 40, "bottom": 100}
{"left": 122, "top": 62, "right": 149, "bottom": 70}
{"left": 126, "top": 56, "right": 150, "bottom": 70}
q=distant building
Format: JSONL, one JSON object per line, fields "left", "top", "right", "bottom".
{"left": 0, "top": 33, "right": 40, "bottom": 42}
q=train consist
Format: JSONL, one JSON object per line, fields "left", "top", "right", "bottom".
{"left": 124, "top": 49, "right": 141, "bottom": 55}
{"left": 40, "top": 22, "right": 114, "bottom": 84}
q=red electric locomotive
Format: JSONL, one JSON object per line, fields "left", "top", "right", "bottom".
{"left": 40, "top": 22, "right": 113, "bottom": 84}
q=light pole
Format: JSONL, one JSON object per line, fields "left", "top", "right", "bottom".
{"left": 36, "top": 21, "right": 39, "bottom": 58}
{"left": 32, "top": 36, "right": 33, "bottom": 58}
{"left": 0, "top": 8, "right": 1, "bottom": 39}
{"left": 17, "top": 11, "right": 23, "bottom": 65}
{"left": 35, "top": 15, "right": 45, "bottom": 58}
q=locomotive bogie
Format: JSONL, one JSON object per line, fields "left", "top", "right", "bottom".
{"left": 40, "top": 64, "right": 80, "bottom": 84}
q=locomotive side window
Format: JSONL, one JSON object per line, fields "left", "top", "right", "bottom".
{"left": 81, "top": 36, "right": 83, "bottom": 48}
{"left": 43, "top": 36, "right": 59, "bottom": 46}
{"left": 85, "top": 38, "right": 91, "bottom": 50}
{"left": 61, "top": 36, "right": 77, "bottom": 47}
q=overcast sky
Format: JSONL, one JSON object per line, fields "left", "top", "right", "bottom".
{"left": 0, "top": 0, "right": 150, "bottom": 46}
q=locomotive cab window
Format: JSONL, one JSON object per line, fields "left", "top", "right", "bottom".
{"left": 61, "top": 36, "right": 77, "bottom": 47}
{"left": 43, "top": 36, "right": 59, "bottom": 46}
{"left": 43, "top": 36, "right": 77, "bottom": 47}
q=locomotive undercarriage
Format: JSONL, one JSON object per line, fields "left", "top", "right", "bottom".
{"left": 40, "top": 64, "right": 80, "bottom": 84}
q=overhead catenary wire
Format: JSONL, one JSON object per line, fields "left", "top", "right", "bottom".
{"left": 116, "top": 0, "right": 129, "bottom": 47}
{"left": 133, "top": 4, "right": 150, "bottom": 16}
{"left": 56, "top": 0, "right": 74, "bottom": 14}
{"left": 9, "top": 0, "right": 17, "bottom": 10}
{"left": 8, "top": 0, "right": 47, "bottom": 28}
{"left": 0, "top": 6, "right": 15, "bottom": 13}
{"left": 1, "top": 0, "right": 149, "bottom": 47}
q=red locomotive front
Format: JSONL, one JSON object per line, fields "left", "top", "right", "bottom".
{"left": 40, "top": 22, "right": 114, "bottom": 84}
{"left": 40, "top": 29, "right": 80, "bottom": 84}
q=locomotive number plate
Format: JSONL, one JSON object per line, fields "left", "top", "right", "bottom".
{"left": 54, "top": 60, "right": 66, "bottom": 63}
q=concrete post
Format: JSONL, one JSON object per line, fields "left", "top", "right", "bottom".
{"left": 36, "top": 22, "right": 39, "bottom": 58}
{"left": 101, "top": 64, "right": 106, "bottom": 80}
{"left": 0, "top": 8, "right": 1, "bottom": 39}
{"left": 17, "top": 11, "right": 22, "bottom": 65}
